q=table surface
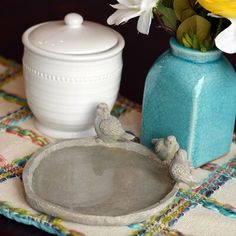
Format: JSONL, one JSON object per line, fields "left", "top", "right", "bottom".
{"left": 1, "top": 56, "right": 236, "bottom": 236}
{"left": 0, "top": 215, "right": 51, "bottom": 236}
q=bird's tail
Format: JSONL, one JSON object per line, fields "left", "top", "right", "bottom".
{"left": 187, "top": 180, "right": 199, "bottom": 189}
{"left": 119, "top": 132, "right": 135, "bottom": 141}
{"left": 179, "top": 180, "right": 199, "bottom": 190}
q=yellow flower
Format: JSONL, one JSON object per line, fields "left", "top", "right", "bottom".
{"left": 198, "top": 0, "right": 236, "bottom": 54}
{"left": 197, "top": 0, "right": 236, "bottom": 18}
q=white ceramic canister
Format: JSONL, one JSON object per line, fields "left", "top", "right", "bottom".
{"left": 22, "top": 13, "right": 125, "bottom": 139}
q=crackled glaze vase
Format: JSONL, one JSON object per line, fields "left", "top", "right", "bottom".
{"left": 141, "top": 38, "right": 236, "bottom": 167}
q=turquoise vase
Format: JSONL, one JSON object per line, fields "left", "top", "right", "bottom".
{"left": 141, "top": 38, "right": 236, "bottom": 167}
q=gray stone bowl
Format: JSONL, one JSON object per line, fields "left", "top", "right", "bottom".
{"left": 22, "top": 137, "right": 178, "bottom": 226}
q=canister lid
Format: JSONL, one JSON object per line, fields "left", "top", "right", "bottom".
{"left": 27, "top": 13, "right": 119, "bottom": 55}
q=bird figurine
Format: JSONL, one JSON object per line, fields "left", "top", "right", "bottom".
{"left": 169, "top": 149, "right": 198, "bottom": 188}
{"left": 197, "top": 0, "right": 236, "bottom": 54}
{"left": 94, "top": 103, "right": 135, "bottom": 143}
{"left": 152, "top": 136, "right": 180, "bottom": 165}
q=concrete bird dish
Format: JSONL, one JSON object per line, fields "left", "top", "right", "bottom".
{"left": 22, "top": 103, "right": 195, "bottom": 226}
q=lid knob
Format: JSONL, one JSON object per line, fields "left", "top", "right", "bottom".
{"left": 64, "top": 13, "right": 83, "bottom": 28}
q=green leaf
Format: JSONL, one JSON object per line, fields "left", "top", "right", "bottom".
{"left": 192, "top": 34, "right": 200, "bottom": 49}
{"left": 177, "top": 15, "right": 211, "bottom": 43}
{"left": 154, "top": 4, "right": 177, "bottom": 31}
{"left": 176, "top": 15, "right": 214, "bottom": 51}
{"left": 182, "top": 37, "right": 192, "bottom": 48}
{"left": 182, "top": 32, "right": 192, "bottom": 48}
{"left": 159, "top": 0, "right": 174, "bottom": 8}
{"left": 173, "top": 0, "right": 196, "bottom": 22}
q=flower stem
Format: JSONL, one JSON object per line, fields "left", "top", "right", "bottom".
{"left": 211, "top": 18, "right": 223, "bottom": 48}
{"left": 215, "top": 18, "right": 223, "bottom": 37}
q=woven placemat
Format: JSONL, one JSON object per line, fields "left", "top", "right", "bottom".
{"left": 0, "top": 57, "right": 236, "bottom": 236}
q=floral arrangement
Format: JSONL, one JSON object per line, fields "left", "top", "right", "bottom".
{"left": 107, "top": 0, "right": 236, "bottom": 53}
